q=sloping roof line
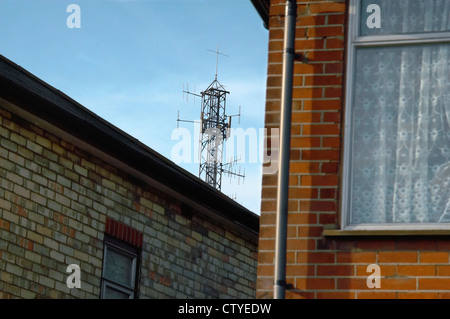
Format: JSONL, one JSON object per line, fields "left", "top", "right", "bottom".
{"left": 250, "top": 0, "right": 270, "bottom": 29}
{"left": 0, "top": 54, "right": 259, "bottom": 236}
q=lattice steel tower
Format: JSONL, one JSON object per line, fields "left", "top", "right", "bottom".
{"left": 179, "top": 46, "right": 244, "bottom": 191}
{"left": 199, "top": 77, "right": 229, "bottom": 189}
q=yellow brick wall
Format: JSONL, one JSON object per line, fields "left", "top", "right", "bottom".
{"left": 0, "top": 106, "right": 258, "bottom": 299}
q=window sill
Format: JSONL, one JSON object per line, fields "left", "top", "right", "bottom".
{"left": 323, "top": 229, "right": 450, "bottom": 237}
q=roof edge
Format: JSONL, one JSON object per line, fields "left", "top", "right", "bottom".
{"left": 0, "top": 54, "right": 259, "bottom": 235}
{"left": 250, "top": 0, "right": 270, "bottom": 29}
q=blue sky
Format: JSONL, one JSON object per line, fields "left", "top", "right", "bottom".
{"left": 0, "top": 0, "right": 268, "bottom": 214}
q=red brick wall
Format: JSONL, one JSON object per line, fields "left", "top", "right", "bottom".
{"left": 257, "top": 0, "right": 450, "bottom": 299}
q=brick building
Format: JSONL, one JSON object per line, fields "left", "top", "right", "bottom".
{"left": 0, "top": 54, "right": 259, "bottom": 299}
{"left": 252, "top": 0, "right": 450, "bottom": 298}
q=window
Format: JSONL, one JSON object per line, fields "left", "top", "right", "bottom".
{"left": 342, "top": 0, "right": 450, "bottom": 229}
{"left": 100, "top": 235, "right": 139, "bottom": 299}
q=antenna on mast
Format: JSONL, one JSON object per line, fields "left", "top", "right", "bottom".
{"left": 207, "top": 44, "right": 229, "bottom": 81}
{"left": 177, "top": 45, "right": 245, "bottom": 193}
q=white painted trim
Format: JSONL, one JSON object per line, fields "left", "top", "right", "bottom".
{"left": 345, "top": 223, "right": 450, "bottom": 231}
{"left": 340, "top": 0, "right": 450, "bottom": 230}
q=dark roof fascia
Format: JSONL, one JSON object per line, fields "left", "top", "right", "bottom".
{"left": 250, "top": 0, "right": 270, "bottom": 29}
{"left": 0, "top": 55, "right": 259, "bottom": 235}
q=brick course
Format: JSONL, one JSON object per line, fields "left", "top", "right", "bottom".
{"left": 0, "top": 106, "right": 258, "bottom": 299}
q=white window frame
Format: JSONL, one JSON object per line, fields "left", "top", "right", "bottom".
{"left": 100, "top": 237, "right": 139, "bottom": 299}
{"left": 341, "top": 0, "right": 450, "bottom": 231}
